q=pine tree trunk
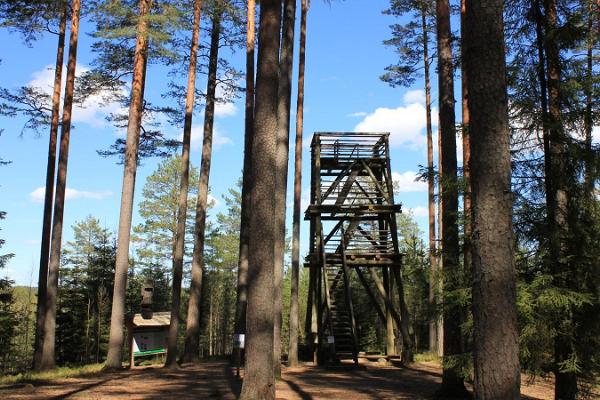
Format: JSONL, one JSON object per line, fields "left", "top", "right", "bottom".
{"left": 39, "top": 0, "right": 81, "bottom": 370}
{"left": 460, "top": 0, "right": 471, "bottom": 358}
{"left": 597, "top": 0, "right": 600, "bottom": 39}
{"left": 543, "top": 0, "right": 577, "bottom": 398}
{"left": 421, "top": 5, "right": 438, "bottom": 356}
{"left": 105, "top": 0, "right": 151, "bottom": 369}
{"left": 97, "top": 311, "right": 101, "bottom": 363}
{"left": 584, "top": 0, "right": 593, "bottom": 192}
{"left": 33, "top": 2, "right": 67, "bottom": 371}
{"left": 436, "top": 126, "right": 444, "bottom": 358}
{"left": 239, "top": 1, "right": 281, "bottom": 398}
{"left": 435, "top": 0, "right": 467, "bottom": 394}
{"left": 533, "top": 0, "right": 552, "bottom": 213}
{"left": 288, "top": 0, "right": 307, "bottom": 369}
{"left": 179, "top": 5, "right": 221, "bottom": 367}
{"left": 209, "top": 291, "right": 214, "bottom": 357}
{"left": 234, "top": 0, "right": 255, "bottom": 342}
{"left": 273, "top": 0, "right": 296, "bottom": 377}
{"left": 170, "top": 0, "right": 203, "bottom": 365}
{"left": 465, "top": 0, "right": 521, "bottom": 398}
{"left": 460, "top": 0, "right": 471, "bottom": 292}
{"left": 85, "top": 297, "right": 91, "bottom": 363}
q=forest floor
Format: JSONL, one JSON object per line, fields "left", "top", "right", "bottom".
{"left": 0, "top": 358, "right": 562, "bottom": 399}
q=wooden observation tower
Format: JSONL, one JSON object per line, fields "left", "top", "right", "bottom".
{"left": 305, "top": 132, "right": 407, "bottom": 365}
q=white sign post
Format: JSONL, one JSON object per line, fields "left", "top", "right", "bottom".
{"left": 233, "top": 333, "right": 245, "bottom": 349}
{"left": 132, "top": 329, "right": 168, "bottom": 356}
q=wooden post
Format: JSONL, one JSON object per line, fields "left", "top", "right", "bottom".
{"left": 391, "top": 267, "right": 414, "bottom": 362}
{"left": 354, "top": 266, "right": 388, "bottom": 324}
{"left": 383, "top": 267, "right": 396, "bottom": 356}
{"left": 340, "top": 229, "right": 359, "bottom": 365}
{"left": 368, "top": 268, "right": 403, "bottom": 328}
{"left": 305, "top": 265, "right": 317, "bottom": 362}
{"left": 320, "top": 237, "right": 335, "bottom": 364}
{"left": 316, "top": 257, "right": 323, "bottom": 363}
{"left": 128, "top": 325, "right": 135, "bottom": 368}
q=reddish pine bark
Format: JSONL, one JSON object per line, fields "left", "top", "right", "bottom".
{"left": 460, "top": 0, "right": 471, "bottom": 293}
{"left": 105, "top": 0, "right": 151, "bottom": 369}
{"left": 421, "top": 3, "right": 438, "bottom": 356}
{"left": 234, "top": 0, "right": 255, "bottom": 341}
{"left": 288, "top": 0, "right": 308, "bottom": 369}
{"left": 180, "top": 4, "right": 222, "bottom": 367}
{"left": 435, "top": 0, "right": 467, "bottom": 395}
{"left": 39, "top": 0, "right": 81, "bottom": 370}
{"left": 33, "top": 1, "right": 67, "bottom": 371}
{"left": 171, "top": 0, "right": 203, "bottom": 365}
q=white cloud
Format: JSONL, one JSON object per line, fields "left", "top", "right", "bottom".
{"left": 24, "top": 239, "right": 41, "bottom": 246}
{"left": 188, "top": 125, "right": 233, "bottom": 150}
{"left": 457, "top": 130, "right": 464, "bottom": 163}
{"left": 301, "top": 188, "right": 311, "bottom": 211}
{"left": 29, "top": 187, "right": 49, "bottom": 202}
{"left": 593, "top": 126, "right": 600, "bottom": 144}
{"left": 406, "top": 206, "right": 428, "bottom": 217}
{"left": 392, "top": 171, "right": 427, "bottom": 193}
{"left": 353, "top": 101, "right": 438, "bottom": 149}
{"left": 214, "top": 80, "right": 238, "bottom": 118}
{"left": 29, "top": 64, "right": 127, "bottom": 128}
{"left": 347, "top": 111, "right": 367, "bottom": 118}
{"left": 287, "top": 187, "right": 311, "bottom": 211}
{"left": 213, "top": 128, "right": 233, "bottom": 147}
{"left": 208, "top": 194, "right": 219, "bottom": 207}
{"left": 30, "top": 186, "right": 113, "bottom": 203}
{"left": 403, "top": 90, "right": 426, "bottom": 106}
{"left": 215, "top": 101, "right": 237, "bottom": 118}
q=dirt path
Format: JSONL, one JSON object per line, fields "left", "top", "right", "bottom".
{"left": 1, "top": 360, "right": 556, "bottom": 399}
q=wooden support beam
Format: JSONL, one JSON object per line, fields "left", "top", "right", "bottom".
{"left": 354, "top": 179, "right": 377, "bottom": 204}
{"left": 367, "top": 267, "right": 403, "bottom": 329}
{"left": 320, "top": 232, "right": 334, "bottom": 338}
{"left": 391, "top": 267, "right": 414, "bottom": 362}
{"left": 324, "top": 220, "right": 344, "bottom": 245}
{"left": 382, "top": 137, "right": 402, "bottom": 255}
{"left": 334, "top": 166, "right": 361, "bottom": 206}
{"left": 359, "top": 159, "right": 391, "bottom": 204}
{"left": 357, "top": 225, "right": 386, "bottom": 251}
{"left": 305, "top": 203, "right": 402, "bottom": 217}
{"left": 305, "top": 265, "right": 316, "bottom": 358}
{"left": 340, "top": 230, "right": 359, "bottom": 365}
{"left": 321, "top": 160, "right": 358, "bottom": 202}
{"left": 316, "top": 263, "right": 323, "bottom": 363}
{"left": 383, "top": 267, "right": 396, "bottom": 356}
{"left": 353, "top": 266, "right": 387, "bottom": 325}
{"left": 321, "top": 255, "right": 402, "bottom": 266}
{"left": 335, "top": 217, "right": 360, "bottom": 254}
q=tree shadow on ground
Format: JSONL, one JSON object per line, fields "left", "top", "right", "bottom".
{"left": 0, "top": 359, "right": 556, "bottom": 399}
{"left": 47, "top": 374, "right": 130, "bottom": 400}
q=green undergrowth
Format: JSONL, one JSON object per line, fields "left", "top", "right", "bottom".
{"left": 414, "top": 352, "right": 441, "bottom": 363}
{"left": 0, "top": 363, "right": 104, "bottom": 386}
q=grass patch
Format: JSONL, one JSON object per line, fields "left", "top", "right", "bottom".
{"left": 414, "top": 352, "right": 441, "bottom": 363}
{"left": 0, "top": 363, "right": 104, "bottom": 386}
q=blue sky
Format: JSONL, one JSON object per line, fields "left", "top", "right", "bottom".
{"left": 1, "top": 0, "right": 445, "bottom": 285}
